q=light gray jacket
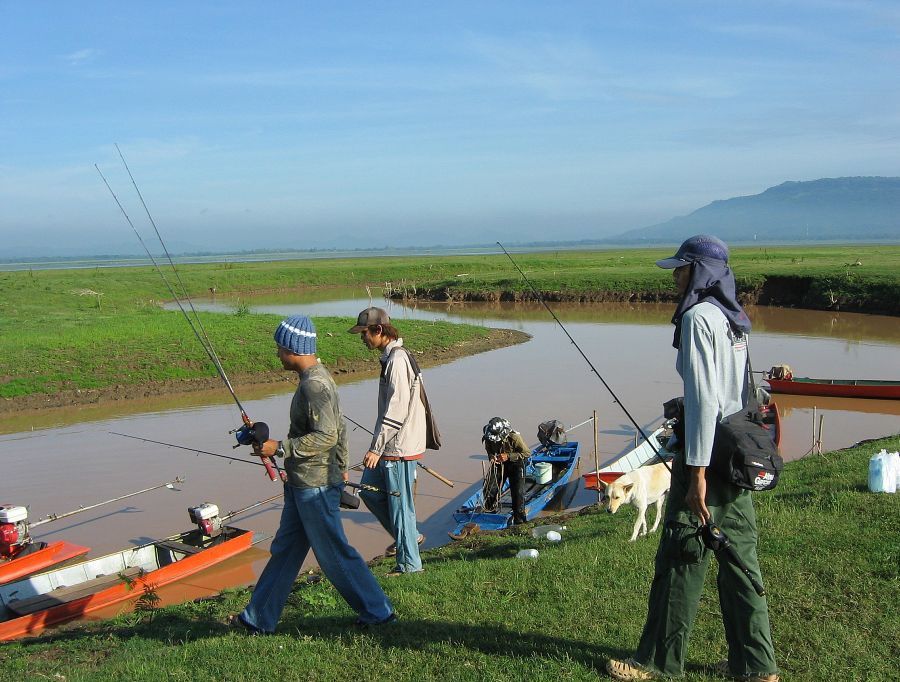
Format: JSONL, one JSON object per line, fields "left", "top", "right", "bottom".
{"left": 370, "top": 338, "right": 426, "bottom": 458}
{"left": 676, "top": 302, "right": 749, "bottom": 467}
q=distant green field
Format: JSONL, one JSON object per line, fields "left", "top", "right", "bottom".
{"left": 2, "top": 245, "right": 897, "bottom": 400}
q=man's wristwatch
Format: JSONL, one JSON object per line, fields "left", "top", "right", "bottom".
{"left": 274, "top": 441, "right": 285, "bottom": 458}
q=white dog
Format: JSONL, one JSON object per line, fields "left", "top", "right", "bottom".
{"left": 600, "top": 462, "right": 671, "bottom": 542}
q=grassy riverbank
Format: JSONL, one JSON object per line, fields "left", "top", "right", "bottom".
{"left": 2, "top": 244, "right": 898, "bottom": 406}
{"left": 2, "top": 435, "right": 897, "bottom": 681}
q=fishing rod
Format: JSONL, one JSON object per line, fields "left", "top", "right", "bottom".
{"left": 109, "top": 431, "right": 398, "bottom": 497}
{"left": 30, "top": 477, "right": 184, "bottom": 528}
{"left": 497, "top": 243, "right": 669, "bottom": 468}
{"left": 96, "top": 153, "right": 280, "bottom": 482}
{"left": 343, "top": 415, "right": 455, "bottom": 488}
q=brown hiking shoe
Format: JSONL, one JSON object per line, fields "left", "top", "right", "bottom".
{"left": 385, "top": 533, "right": 425, "bottom": 557}
{"left": 606, "top": 658, "right": 655, "bottom": 680}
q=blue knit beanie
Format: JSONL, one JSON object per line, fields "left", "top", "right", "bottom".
{"left": 274, "top": 315, "right": 317, "bottom": 355}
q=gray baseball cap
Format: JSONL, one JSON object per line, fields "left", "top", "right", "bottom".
{"left": 348, "top": 307, "right": 391, "bottom": 333}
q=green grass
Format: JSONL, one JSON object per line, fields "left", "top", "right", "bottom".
{"left": 2, "top": 244, "right": 898, "bottom": 400}
{"left": 2, "top": 436, "right": 897, "bottom": 681}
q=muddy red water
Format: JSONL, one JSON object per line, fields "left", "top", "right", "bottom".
{"left": 3, "top": 296, "right": 898, "bottom": 629}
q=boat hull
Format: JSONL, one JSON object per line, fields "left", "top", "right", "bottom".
{"left": 766, "top": 377, "right": 900, "bottom": 400}
{"left": 0, "top": 541, "right": 91, "bottom": 586}
{"left": 0, "top": 527, "right": 253, "bottom": 641}
{"left": 583, "top": 427, "right": 671, "bottom": 491}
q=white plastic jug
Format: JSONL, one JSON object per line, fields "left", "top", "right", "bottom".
{"left": 515, "top": 549, "right": 539, "bottom": 560}
{"left": 531, "top": 524, "right": 567, "bottom": 539}
{"left": 868, "top": 450, "right": 900, "bottom": 493}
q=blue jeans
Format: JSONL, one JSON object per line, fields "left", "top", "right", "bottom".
{"left": 241, "top": 484, "right": 394, "bottom": 633}
{"left": 360, "top": 459, "right": 423, "bottom": 573}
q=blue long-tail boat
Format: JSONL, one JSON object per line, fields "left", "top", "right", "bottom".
{"left": 449, "top": 441, "right": 581, "bottom": 537}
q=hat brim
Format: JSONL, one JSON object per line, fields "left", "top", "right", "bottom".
{"left": 347, "top": 324, "right": 368, "bottom": 333}
{"left": 655, "top": 256, "right": 691, "bottom": 269}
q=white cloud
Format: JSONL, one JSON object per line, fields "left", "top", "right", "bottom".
{"left": 63, "top": 48, "right": 102, "bottom": 66}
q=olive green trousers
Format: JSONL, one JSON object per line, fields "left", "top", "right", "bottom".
{"left": 633, "top": 456, "right": 778, "bottom": 677}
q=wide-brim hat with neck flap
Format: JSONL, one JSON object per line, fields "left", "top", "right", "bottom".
{"left": 656, "top": 234, "right": 730, "bottom": 269}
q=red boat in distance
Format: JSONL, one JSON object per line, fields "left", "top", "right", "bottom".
{"left": 765, "top": 365, "right": 900, "bottom": 400}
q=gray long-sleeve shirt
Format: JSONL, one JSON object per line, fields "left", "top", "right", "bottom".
{"left": 676, "top": 302, "right": 749, "bottom": 467}
{"left": 280, "top": 362, "right": 348, "bottom": 488}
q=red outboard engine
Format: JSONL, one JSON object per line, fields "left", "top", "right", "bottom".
{"left": 188, "top": 503, "right": 222, "bottom": 538}
{"left": 0, "top": 505, "right": 30, "bottom": 560}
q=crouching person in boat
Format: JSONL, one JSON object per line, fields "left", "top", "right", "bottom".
{"left": 233, "top": 315, "right": 396, "bottom": 634}
{"left": 482, "top": 417, "right": 529, "bottom": 525}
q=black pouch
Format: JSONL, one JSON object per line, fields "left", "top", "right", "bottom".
{"left": 711, "top": 409, "right": 783, "bottom": 491}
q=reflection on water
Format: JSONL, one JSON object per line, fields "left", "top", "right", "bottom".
{"left": 4, "top": 291, "right": 899, "bottom": 631}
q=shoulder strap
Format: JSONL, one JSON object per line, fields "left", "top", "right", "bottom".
{"left": 744, "top": 335, "right": 759, "bottom": 409}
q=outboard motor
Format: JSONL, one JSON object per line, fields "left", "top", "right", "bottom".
{"left": 0, "top": 505, "right": 30, "bottom": 559}
{"left": 537, "top": 419, "right": 567, "bottom": 449}
{"left": 188, "top": 503, "right": 223, "bottom": 538}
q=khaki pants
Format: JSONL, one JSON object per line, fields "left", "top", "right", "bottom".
{"left": 633, "top": 455, "right": 778, "bottom": 677}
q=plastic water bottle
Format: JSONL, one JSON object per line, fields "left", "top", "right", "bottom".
{"left": 516, "top": 549, "right": 539, "bottom": 560}
{"left": 545, "top": 530, "right": 562, "bottom": 542}
{"left": 531, "top": 524, "right": 566, "bottom": 539}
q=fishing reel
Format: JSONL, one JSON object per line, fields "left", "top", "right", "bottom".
{"left": 339, "top": 489, "right": 361, "bottom": 510}
{"left": 232, "top": 421, "right": 270, "bottom": 449}
{"left": 700, "top": 523, "right": 766, "bottom": 597}
{"left": 0, "top": 505, "right": 31, "bottom": 559}
{"left": 188, "top": 503, "right": 223, "bottom": 538}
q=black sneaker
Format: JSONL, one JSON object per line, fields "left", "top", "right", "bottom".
{"left": 227, "top": 613, "right": 270, "bottom": 636}
{"left": 351, "top": 612, "right": 398, "bottom": 629}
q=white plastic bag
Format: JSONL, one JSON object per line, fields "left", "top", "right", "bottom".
{"left": 868, "top": 450, "right": 900, "bottom": 493}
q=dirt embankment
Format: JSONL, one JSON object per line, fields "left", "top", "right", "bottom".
{"left": 394, "top": 276, "right": 900, "bottom": 316}
{"left": 2, "top": 328, "right": 529, "bottom": 415}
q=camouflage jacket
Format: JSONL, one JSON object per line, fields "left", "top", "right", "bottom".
{"left": 279, "top": 363, "right": 348, "bottom": 488}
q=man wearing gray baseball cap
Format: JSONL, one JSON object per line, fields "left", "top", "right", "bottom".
{"left": 349, "top": 307, "right": 426, "bottom": 575}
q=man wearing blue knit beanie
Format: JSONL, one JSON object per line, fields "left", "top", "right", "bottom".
{"left": 233, "top": 314, "right": 396, "bottom": 634}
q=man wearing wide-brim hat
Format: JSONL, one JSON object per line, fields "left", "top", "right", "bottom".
{"left": 607, "top": 236, "right": 778, "bottom": 681}
{"left": 349, "top": 307, "right": 426, "bottom": 576}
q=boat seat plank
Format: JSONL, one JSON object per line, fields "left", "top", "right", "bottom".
{"left": 7, "top": 566, "right": 143, "bottom": 616}
{"left": 156, "top": 539, "right": 204, "bottom": 556}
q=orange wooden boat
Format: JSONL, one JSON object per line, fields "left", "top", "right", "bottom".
{"left": 0, "top": 542, "right": 90, "bottom": 586}
{"left": 0, "top": 524, "right": 252, "bottom": 641}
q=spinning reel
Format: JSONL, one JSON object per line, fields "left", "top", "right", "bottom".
{"left": 700, "top": 523, "right": 766, "bottom": 597}
{"left": 233, "top": 421, "right": 270, "bottom": 449}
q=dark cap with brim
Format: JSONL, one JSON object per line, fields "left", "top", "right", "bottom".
{"left": 348, "top": 306, "right": 391, "bottom": 333}
{"left": 656, "top": 234, "right": 730, "bottom": 269}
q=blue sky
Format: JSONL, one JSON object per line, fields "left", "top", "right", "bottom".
{"left": 2, "top": 1, "right": 899, "bottom": 257}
